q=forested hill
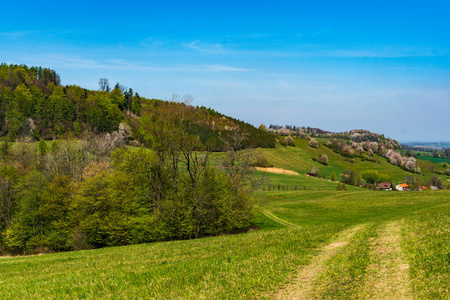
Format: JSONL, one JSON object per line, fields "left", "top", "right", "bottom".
{"left": 0, "top": 63, "right": 275, "bottom": 149}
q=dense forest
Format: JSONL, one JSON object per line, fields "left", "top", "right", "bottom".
{"left": 0, "top": 133, "right": 259, "bottom": 254}
{"left": 0, "top": 63, "right": 274, "bottom": 255}
{"left": 0, "top": 63, "right": 275, "bottom": 149}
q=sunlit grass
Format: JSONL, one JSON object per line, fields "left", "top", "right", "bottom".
{"left": 402, "top": 211, "right": 450, "bottom": 298}
{"left": 0, "top": 187, "right": 448, "bottom": 299}
{"left": 260, "top": 138, "right": 449, "bottom": 183}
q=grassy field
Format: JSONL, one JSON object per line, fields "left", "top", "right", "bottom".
{"left": 1, "top": 139, "right": 449, "bottom": 298}
{"left": 0, "top": 185, "right": 449, "bottom": 299}
{"left": 416, "top": 154, "right": 450, "bottom": 164}
{"left": 255, "top": 170, "right": 364, "bottom": 191}
{"left": 259, "top": 138, "right": 450, "bottom": 184}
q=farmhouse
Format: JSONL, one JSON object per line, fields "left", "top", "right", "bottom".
{"left": 378, "top": 182, "right": 392, "bottom": 190}
{"left": 396, "top": 183, "right": 410, "bottom": 191}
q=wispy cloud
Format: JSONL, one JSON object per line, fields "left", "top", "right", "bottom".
{"left": 183, "top": 41, "right": 229, "bottom": 54}
{"left": 0, "top": 30, "right": 39, "bottom": 38}
{"left": 229, "top": 33, "right": 270, "bottom": 39}
{"left": 138, "top": 37, "right": 171, "bottom": 48}
{"left": 138, "top": 34, "right": 443, "bottom": 59}
{"left": 202, "top": 64, "right": 249, "bottom": 72}
{"left": 19, "top": 54, "right": 251, "bottom": 73}
{"left": 23, "top": 54, "right": 104, "bottom": 69}
{"left": 179, "top": 39, "right": 443, "bottom": 58}
{"left": 258, "top": 45, "right": 443, "bottom": 58}
{"left": 324, "top": 46, "right": 441, "bottom": 58}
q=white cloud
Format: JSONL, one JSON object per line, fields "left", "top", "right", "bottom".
{"left": 18, "top": 54, "right": 250, "bottom": 73}
{"left": 178, "top": 38, "right": 443, "bottom": 58}
{"left": 0, "top": 31, "right": 38, "bottom": 38}
{"left": 182, "top": 41, "right": 229, "bottom": 54}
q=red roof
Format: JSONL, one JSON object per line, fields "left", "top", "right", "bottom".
{"left": 379, "top": 182, "right": 392, "bottom": 189}
{"left": 400, "top": 183, "right": 409, "bottom": 188}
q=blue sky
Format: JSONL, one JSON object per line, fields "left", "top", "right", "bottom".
{"left": 1, "top": 0, "right": 449, "bottom": 141}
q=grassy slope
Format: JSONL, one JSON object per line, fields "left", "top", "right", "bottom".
{"left": 255, "top": 171, "right": 363, "bottom": 191}
{"left": 260, "top": 138, "right": 450, "bottom": 184}
{"left": 1, "top": 142, "right": 449, "bottom": 299}
{"left": 1, "top": 189, "right": 449, "bottom": 299}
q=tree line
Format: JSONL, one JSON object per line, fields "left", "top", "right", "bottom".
{"left": 0, "top": 63, "right": 142, "bottom": 140}
{"left": 127, "top": 96, "right": 276, "bottom": 151}
{"left": 0, "top": 125, "right": 257, "bottom": 255}
{"left": 0, "top": 64, "right": 269, "bottom": 255}
{"left": 1, "top": 63, "right": 275, "bottom": 151}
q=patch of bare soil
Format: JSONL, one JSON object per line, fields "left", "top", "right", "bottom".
{"left": 360, "top": 221, "right": 412, "bottom": 299}
{"left": 254, "top": 167, "right": 299, "bottom": 175}
{"left": 272, "top": 225, "right": 364, "bottom": 300}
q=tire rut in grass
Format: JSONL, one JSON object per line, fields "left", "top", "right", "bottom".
{"left": 273, "top": 224, "right": 365, "bottom": 300}
{"left": 360, "top": 221, "right": 412, "bottom": 299}
{"left": 261, "top": 209, "right": 302, "bottom": 229}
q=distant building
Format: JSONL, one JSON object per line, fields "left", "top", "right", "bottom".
{"left": 396, "top": 183, "right": 409, "bottom": 191}
{"left": 378, "top": 182, "right": 392, "bottom": 190}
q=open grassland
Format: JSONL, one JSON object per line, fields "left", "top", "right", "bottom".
{"left": 255, "top": 171, "right": 363, "bottom": 191}
{"left": 0, "top": 188, "right": 449, "bottom": 299}
{"left": 416, "top": 154, "right": 450, "bottom": 164}
{"left": 260, "top": 138, "right": 449, "bottom": 183}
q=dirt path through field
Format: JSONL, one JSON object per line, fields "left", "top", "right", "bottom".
{"left": 360, "top": 221, "right": 412, "bottom": 299}
{"left": 273, "top": 225, "right": 364, "bottom": 299}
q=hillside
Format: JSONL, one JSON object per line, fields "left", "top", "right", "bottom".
{"left": 258, "top": 137, "right": 449, "bottom": 186}
{"left": 270, "top": 125, "right": 401, "bottom": 149}
{"left": 0, "top": 65, "right": 278, "bottom": 256}
{"left": 0, "top": 63, "right": 275, "bottom": 150}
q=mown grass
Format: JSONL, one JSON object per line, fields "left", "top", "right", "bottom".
{"left": 311, "top": 224, "right": 379, "bottom": 299}
{"left": 0, "top": 187, "right": 449, "bottom": 299}
{"left": 402, "top": 210, "right": 450, "bottom": 299}
{"left": 258, "top": 189, "right": 449, "bottom": 227}
{"left": 0, "top": 223, "right": 343, "bottom": 299}
{"left": 259, "top": 189, "right": 450, "bottom": 299}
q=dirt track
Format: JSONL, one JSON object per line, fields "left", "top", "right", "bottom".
{"left": 254, "top": 167, "right": 299, "bottom": 175}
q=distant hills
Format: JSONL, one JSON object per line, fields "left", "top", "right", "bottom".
{"left": 402, "top": 142, "right": 450, "bottom": 150}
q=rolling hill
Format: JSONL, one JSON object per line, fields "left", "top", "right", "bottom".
{"left": 258, "top": 137, "right": 449, "bottom": 186}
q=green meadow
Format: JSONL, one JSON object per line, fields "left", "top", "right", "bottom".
{"left": 1, "top": 138, "right": 449, "bottom": 299}
{"left": 1, "top": 183, "right": 448, "bottom": 299}
{"left": 260, "top": 138, "right": 449, "bottom": 183}
{"left": 416, "top": 154, "right": 450, "bottom": 164}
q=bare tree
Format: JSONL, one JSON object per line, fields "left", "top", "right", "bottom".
{"left": 98, "top": 78, "right": 110, "bottom": 92}
{"left": 218, "top": 128, "right": 266, "bottom": 191}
